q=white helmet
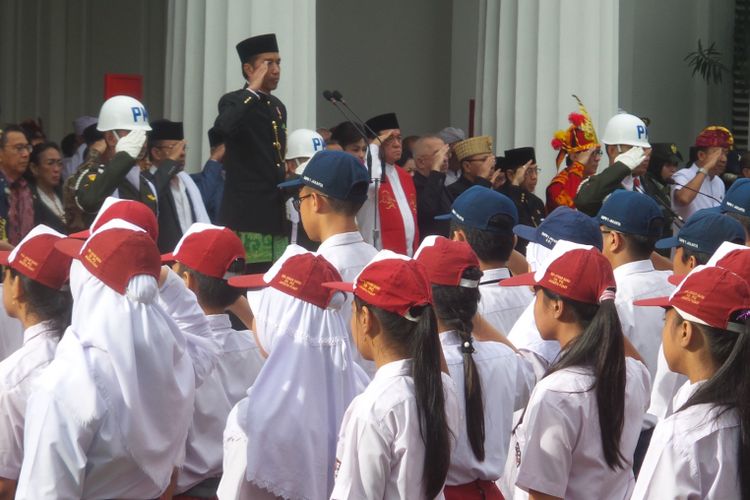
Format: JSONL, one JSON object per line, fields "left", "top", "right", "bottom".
{"left": 97, "top": 95, "right": 152, "bottom": 132}
{"left": 286, "top": 129, "right": 325, "bottom": 160}
{"left": 601, "top": 113, "right": 650, "bottom": 148}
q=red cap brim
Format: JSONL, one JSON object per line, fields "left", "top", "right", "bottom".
{"left": 161, "top": 252, "right": 176, "bottom": 263}
{"left": 54, "top": 239, "right": 85, "bottom": 258}
{"left": 668, "top": 274, "right": 685, "bottom": 286}
{"left": 0, "top": 251, "right": 11, "bottom": 266}
{"left": 498, "top": 272, "right": 537, "bottom": 288}
{"left": 633, "top": 296, "right": 672, "bottom": 308}
{"left": 321, "top": 281, "right": 355, "bottom": 293}
{"left": 227, "top": 273, "right": 267, "bottom": 289}
{"left": 68, "top": 229, "right": 90, "bottom": 240}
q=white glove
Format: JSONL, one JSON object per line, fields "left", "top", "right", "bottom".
{"left": 115, "top": 129, "right": 147, "bottom": 159}
{"left": 615, "top": 146, "right": 646, "bottom": 171}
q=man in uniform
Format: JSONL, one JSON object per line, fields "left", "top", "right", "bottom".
{"left": 63, "top": 95, "right": 158, "bottom": 233}
{"left": 214, "top": 33, "right": 287, "bottom": 271}
{"left": 498, "top": 147, "right": 545, "bottom": 253}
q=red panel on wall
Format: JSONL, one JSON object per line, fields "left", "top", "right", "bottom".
{"left": 104, "top": 74, "right": 143, "bottom": 100}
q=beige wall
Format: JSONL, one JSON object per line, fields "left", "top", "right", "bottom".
{"left": 0, "top": 0, "right": 167, "bottom": 145}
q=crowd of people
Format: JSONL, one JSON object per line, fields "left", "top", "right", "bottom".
{"left": 0, "top": 32, "right": 748, "bottom": 500}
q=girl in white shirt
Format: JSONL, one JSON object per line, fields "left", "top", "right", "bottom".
{"left": 632, "top": 265, "right": 750, "bottom": 499}
{"left": 414, "top": 235, "right": 533, "bottom": 500}
{"left": 500, "top": 241, "right": 650, "bottom": 500}
{"left": 325, "top": 250, "right": 460, "bottom": 499}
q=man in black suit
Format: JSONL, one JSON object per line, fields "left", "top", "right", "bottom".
{"left": 214, "top": 33, "right": 287, "bottom": 271}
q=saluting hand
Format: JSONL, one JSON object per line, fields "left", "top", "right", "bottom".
{"left": 704, "top": 148, "right": 724, "bottom": 175}
{"left": 432, "top": 144, "right": 450, "bottom": 172}
{"left": 166, "top": 140, "right": 187, "bottom": 162}
{"left": 247, "top": 61, "right": 269, "bottom": 92}
{"left": 479, "top": 155, "right": 496, "bottom": 180}
{"left": 510, "top": 160, "right": 533, "bottom": 186}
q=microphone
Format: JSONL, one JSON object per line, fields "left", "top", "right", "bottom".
{"left": 322, "top": 90, "right": 335, "bottom": 102}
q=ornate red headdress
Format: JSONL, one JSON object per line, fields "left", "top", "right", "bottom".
{"left": 551, "top": 95, "right": 600, "bottom": 168}
{"left": 695, "top": 126, "right": 734, "bottom": 149}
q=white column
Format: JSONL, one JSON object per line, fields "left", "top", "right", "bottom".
{"left": 475, "top": 0, "right": 619, "bottom": 192}
{"left": 164, "top": 0, "right": 317, "bottom": 172}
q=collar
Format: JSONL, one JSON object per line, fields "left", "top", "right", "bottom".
{"left": 479, "top": 267, "right": 511, "bottom": 285}
{"left": 613, "top": 259, "right": 656, "bottom": 280}
{"left": 23, "top": 319, "right": 59, "bottom": 345}
{"left": 318, "top": 231, "right": 365, "bottom": 251}
{"left": 438, "top": 330, "right": 462, "bottom": 344}
{"left": 206, "top": 313, "right": 232, "bottom": 331}
{"left": 373, "top": 358, "right": 412, "bottom": 380}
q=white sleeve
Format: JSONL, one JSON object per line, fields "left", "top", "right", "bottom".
{"left": 515, "top": 397, "right": 575, "bottom": 498}
{"left": 158, "top": 267, "right": 219, "bottom": 387}
{"left": 216, "top": 403, "right": 249, "bottom": 500}
{"left": 330, "top": 409, "right": 390, "bottom": 500}
{"left": 513, "top": 352, "right": 536, "bottom": 411}
{"left": 0, "top": 385, "right": 24, "bottom": 479}
{"left": 15, "top": 390, "right": 94, "bottom": 499}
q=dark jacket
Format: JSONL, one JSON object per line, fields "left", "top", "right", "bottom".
{"left": 447, "top": 175, "right": 492, "bottom": 201}
{"left": 190, "top": 159, "right": 224, "bottom": 223}
{"left": 31, "top": 183, "right": 67, "bottom": 234}
{"left": 499, "top": 183, "right": 545, "bottom": 253}
{"left": 146, "top": 160, "right": 198, "bottom": 253}
{"left": 413, "top": 170, "right": 452, "bottom": 239}
{"left": 214, "top": 88, "right": 287, "bottom": 235}
{"left": 574, "top": 162, "right": 631, "bottom": 216}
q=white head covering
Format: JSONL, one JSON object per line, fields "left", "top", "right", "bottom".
{"left": 58, "top": 220, "right": 195, "bottom": 490}
{"left": 243, "top": 246, "right": 367, "bottom": 500}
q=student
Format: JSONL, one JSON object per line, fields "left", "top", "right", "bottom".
{"left": 165, "top": 223, "right": 265, "bottom": 498}
{"left": 714, "top": 177, "right": 750, "bottom": 244}
{"left": 508, "top": 206, "right": 604, "bottom": 378}
{"left": 648, "top": 209, "right": 746, "bottom": 421}
{"left": 279, "top": 150, "right": 378, "bottom": 374}
{"left": 217, "top": 246, "right": 366, "bottom": 500}
{"left": 436, "top": 185, "right": 533, "bottom": 335}
{"left": 632, "top": 265, "right": 750, "bottom": 499}
{"left": 324, "top": 251, "right": 460, "bottom": 499}
{"left": 0, "top": 226, "right": 72, "bottom": 498}
{"left": 415, "top": 236, "right": 533, "bottom": 499}
{"left": 501, "top": 241, "right": 650, "bottom": 500}
{"left": 16, "top": 220, "right": 196, "bottom": 499}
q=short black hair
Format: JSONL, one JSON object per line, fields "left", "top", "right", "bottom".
{"left": 619, "top": 232, "right": 659, "bottom": 260}
{"left": 176, "top": 262, "right": 243, "bottom": 309}
{"left": 9, "top": 268, "right": 71, "bottom": 333}
{"left": 679, "top": 246, "right": 712, "bottom": 266}
{"left": 327, "top": 197, "right": 365, "bottom": 216}
{"left": 30, "top": 142, "right": 61, "bottom": 166}
{"left": 330, "top": 121, "right": 364, "bottom": 149}
{"left": 450, "top": 214, "right": 515, "bottom": 263}
{"left": 0, "top": 124, "right": 27, "bottom": 149}
{"left": 241, "top": 55, "right": 261, "bottom": 80}
{"left": 727, "top": 212, "right": 750, "bottom": 238}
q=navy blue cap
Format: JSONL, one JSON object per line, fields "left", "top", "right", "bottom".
{"left": 514, "top": 206, "right": 603, "bottom": 250}
{"left": 596, "top": 190, "right": 664, "bottom": 237}
{"left": 720, "top": 178, "right": 750, "bottom": 216}
{"left": 655, "top": 209, "right": 745, "bottom": 253}
{"left": 435, "top": 185, "right": 518, "bottom": 231}
{"left": 278, "top": 150, "right": 370, "bottom": 202}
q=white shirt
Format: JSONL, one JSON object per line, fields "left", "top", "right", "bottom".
{"left": 330, "top": 359, "right": 460, "bottom": 500}
{"left": 0, "top": 284, "right": 23, "bottom": 362}
{"left": 647, "top": 346, "right": 688, "bottom": 420}
{"left": 358, "top": 144, "right": 417, "bottom": 255}
{"left": 612, "top": 260, "right": 674, "bottom": 379}
{"left": 319, "top": 231, "right": 379, "bottom": 377}
{"left": 0, "top": 321, "right": 59, "bottom": 480}
{"left": 176, "top": 314, "right": 265, "bottom": 493}
{"left": 506, "top": 300, "right": 561, "bottom": 380}
{"left": 508, "top": 358, "right": 651, "bottom": 500}
{"left": 671, "top": 163, "right": 724, "bottom": 221}
{"left": 171, "top": 174, "right": 194, "bottom": 233}
{"left": 444, "top": 169, "right": 460, "bottom": 186}
{"left": 478, "top": 268, "right": 534, "bottom": 335}
{"left": 632, "top": 381, "right": 741, "bottom": 500}
{"left": 440, "top": 331, "right": 534, "bottom": 485}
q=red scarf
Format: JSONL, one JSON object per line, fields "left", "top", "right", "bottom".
{"left": 378, "top": 165, "right": 419, "bottom": 255}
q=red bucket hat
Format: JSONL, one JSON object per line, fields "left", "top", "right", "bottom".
{"left": 162, "top": 223, "right": 245, "bottom": 280}
{"left": 414, "top": 235, "right": 481, "bottom": 287}
{"left": 0, "top": 225, "right": 72, "bottom": 290}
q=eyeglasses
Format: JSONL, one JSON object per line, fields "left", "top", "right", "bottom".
{"left": 4, "top": 144, "right": 32, "bottom": 154}
{"left": 292, "top": 194, "right": 314, "bottom": 211}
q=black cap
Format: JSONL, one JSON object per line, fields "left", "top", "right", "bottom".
{"left": 365, "top": 113, "right": 400, "bottom": 135}
{"left": 236, "top": 34, "right": 279, "bottom": 63}
{"left": 495, "top": 156, "right": 507, "bottom": 170}
{"left": 648, "top": 142, "right": 682, "bottom": 176}
{"left": 83, "top": 123, "right": 104, "bottom": 146}
{"left": 148, "top": 119, "right": 184, "bottom": 142}
{"left": 207, "top": 127, "right": 224, "bottom": 148}
{"left": 504, "top": 147, "right": 536, "bottom": 169}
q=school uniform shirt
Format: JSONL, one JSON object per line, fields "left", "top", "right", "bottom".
{"left": 0, "top": 285, "right": 22, "bottom": 362}
{"left": 613, "top": 260, "right": 674, "bottom": 379}
{"left": 478, "top": 267, "right": 534, "bottom": 335}
{"left": 330, "top": 359, "right": 461, "bottom": 500}
{"left": 670, "top": 163, "right": 724, "bottom": 222}
{"left": 647, "top": 346, "right": 688, "bottom": 420}
{"left": 632, "top": 381, "right": 741, "bottom": 500}
{"left": 440, "top": 331, "right": 534, "bottom": 485}
{"left": 506, "top": 300, "right": 561, "bottom": 380}
{"left": 508, "top": 357, "right": 651, "bottom": 500}
{"left": 0, "top": 321, "right": 59, "bottom": 480}
{"left": 319, "top": 231, "right": 379, "bottom": 378}
{"left": 176, "top": 314, "right": 265, "bottom": 494}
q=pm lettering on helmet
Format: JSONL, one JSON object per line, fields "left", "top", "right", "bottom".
{"left": 312, "top": 137, "right": 324, "bottom": 152}
{"left": 131, "top": 106, "right": 149, "bottom": 123}
{"left": 636, "top": 125, "right": 646, "bottom": 139}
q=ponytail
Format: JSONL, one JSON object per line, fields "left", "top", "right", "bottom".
{"left": 543, "top": 288, "right": 626, "bottom": 470}
{"left": 353, "top": 297, "right": 450, "bottom": 499}
{"left": 677, "top": 311, "right": 750, "bottom": 499}
{"left": 432, "top": 267, "right": 485, "bottom": 461}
